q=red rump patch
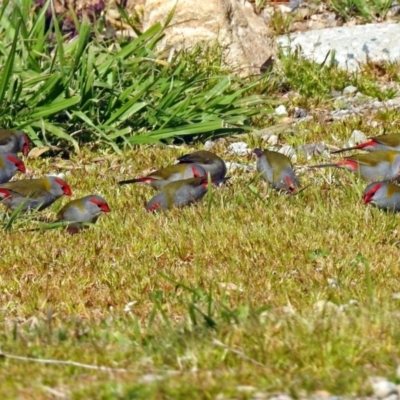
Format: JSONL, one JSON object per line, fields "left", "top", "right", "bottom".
{"left": 0, "top": 188, "right": 12, "bottom": 199}
{"left": 357, "top": 140, "right": 377, "bottom": 150}
{"left": 55, "top": 178, "right": 72, "bottom": 196}
{"left": 147, "top": 202, "right": 161, "bottom": 212}
{"left": 138, "top": 177, "right": 154, "bottom": 183}
{"left": 6, "top": 155, "right": 26, "bottom": 172}
{"left": 363, "top": 182, "right": 382, "bottom": 204}
{"left": 341, "top": 159, "right": 359, "bottom": 171}
{"left": 90, "top": 198, "right": 111, "bottom": 212}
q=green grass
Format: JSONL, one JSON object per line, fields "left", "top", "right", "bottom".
{"left": 3, "top": 128, "right": 400, "bottom": 397}
{"left": 2, "top": 0, "right": 400, "bottom": 398}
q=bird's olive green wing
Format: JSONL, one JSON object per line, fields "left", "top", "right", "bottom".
{"left": 264, "top": 150, "right": 292, "bottom": 182}
{"left": 0, "top": 180, "right": 47, "bottom": 198}
{"left": 349, "top": 151, "right": 399, "bottom": 166}
{"left": 178, "top": 151, "right": 217, "bottom": 164}
{"left": 376, "top": 134, "right": 400, "bottom": 147}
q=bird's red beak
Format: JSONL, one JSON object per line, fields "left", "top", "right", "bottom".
{"left": 363, "top": 193, "right": 372, "bottom": 204}
{"left": 64, "top": 185, "right": 72, "bottom": 196}
{"left": 56, "top": 178, "right": 72, "bottom": 196}
{"left": 101, "top": 203, "right": 111, "bottom": 212}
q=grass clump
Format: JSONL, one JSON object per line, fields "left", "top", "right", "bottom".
{"left": 0, "top": 0, "right": 272, "bottom": 150}
{"left": 328, "top": 0, "right": 393, "bottom": 22}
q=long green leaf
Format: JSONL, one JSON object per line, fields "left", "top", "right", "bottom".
{"left": 25, "top": 96, "right": 80, "bottom": 119}
{"left": 0, "top": 17, "right": 20, "bottom": 104}
{"left": 29, "top": 120, "right": 80, "bottom": 152}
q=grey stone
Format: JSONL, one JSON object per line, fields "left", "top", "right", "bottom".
{"left": 228, "top": 142, "right": 250, "bottom": 156}
{"left": 288, "top": 0, "right": 304, "bottom": 11}
{"left": 298, "top": 143, "right": 326, "bottom": 159}
{"left": 294, "top": 107, "right": 308, "bottom": 118}
{"left": 332, "top": 110, "right": 350, "bottom": 119}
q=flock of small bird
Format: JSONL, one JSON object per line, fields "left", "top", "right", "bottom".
{"left": 0, "top": 129, "right": 110, "bottom": 233}
{"left": 1, "top": 127, "right": 400, "bottom": 233}
{"left": 117, "top": 131, "right": 400, "bottom": 215}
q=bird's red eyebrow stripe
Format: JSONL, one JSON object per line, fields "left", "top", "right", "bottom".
{"left": 90, "top": 198, "right": 103, "bottom": 205}
{"left": 90, "top": 198, "right": 111, "bottom": 211}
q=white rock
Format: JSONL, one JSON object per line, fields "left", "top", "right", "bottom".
{"left": 269, "top": 394, "right": 293, "bottom": 400}
{"left": 369, "top": 377, "right": 398, "bottom": 399}
{"left": 278, "top": 4, "right": 292, "bottom": 13}
{"left": 279, "top": 145, "right": 297, "bottom": 162}
{"left": 228, "top": 142, "right": 249, "bottom": 155}
{"left": 138, "top": 374, "right": 164, "bottom": 383}
{"left": 275, "top": 105, "right": 288, "bottom": 115}
{"left": 262, "top": 134, "right": 279, "bottom": 146}
{"left": 347, "top": 130, "right": 368, "bottom": 147}
{"left": 277, "top": 23, "right": 400, "bottom": 71}
{"left": 123, "top": 301, "right": 137, "bottom": 312}
{"left": 47, "top": 173, "right": 66, "bottom": 179}
{"left": 384, "top": 394, "right": 399, "bottom": 400}
{"left": 343, "top": 85, "right": 358, "bottom": 95}
{"left": 203, "top": 140, "right": 216, "bottom": 151}
{"left": 327, "top": 278, "right": 339, "bottom": 288}
{"left": 226, "top": 161, "right": 254, "bottom": 172}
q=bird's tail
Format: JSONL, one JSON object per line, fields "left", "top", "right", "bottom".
{"left": 308, "top": 163, "right": 340, "bottom": 169}
{"left": 118, "top": 177, "right": 149, "bottom": 185}
{"left": 330, "top": 141, "right": 375, "bottom": 154}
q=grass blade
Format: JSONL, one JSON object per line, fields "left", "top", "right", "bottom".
{"left": 0, "top": 17, "right": 20, "bottom": 104}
